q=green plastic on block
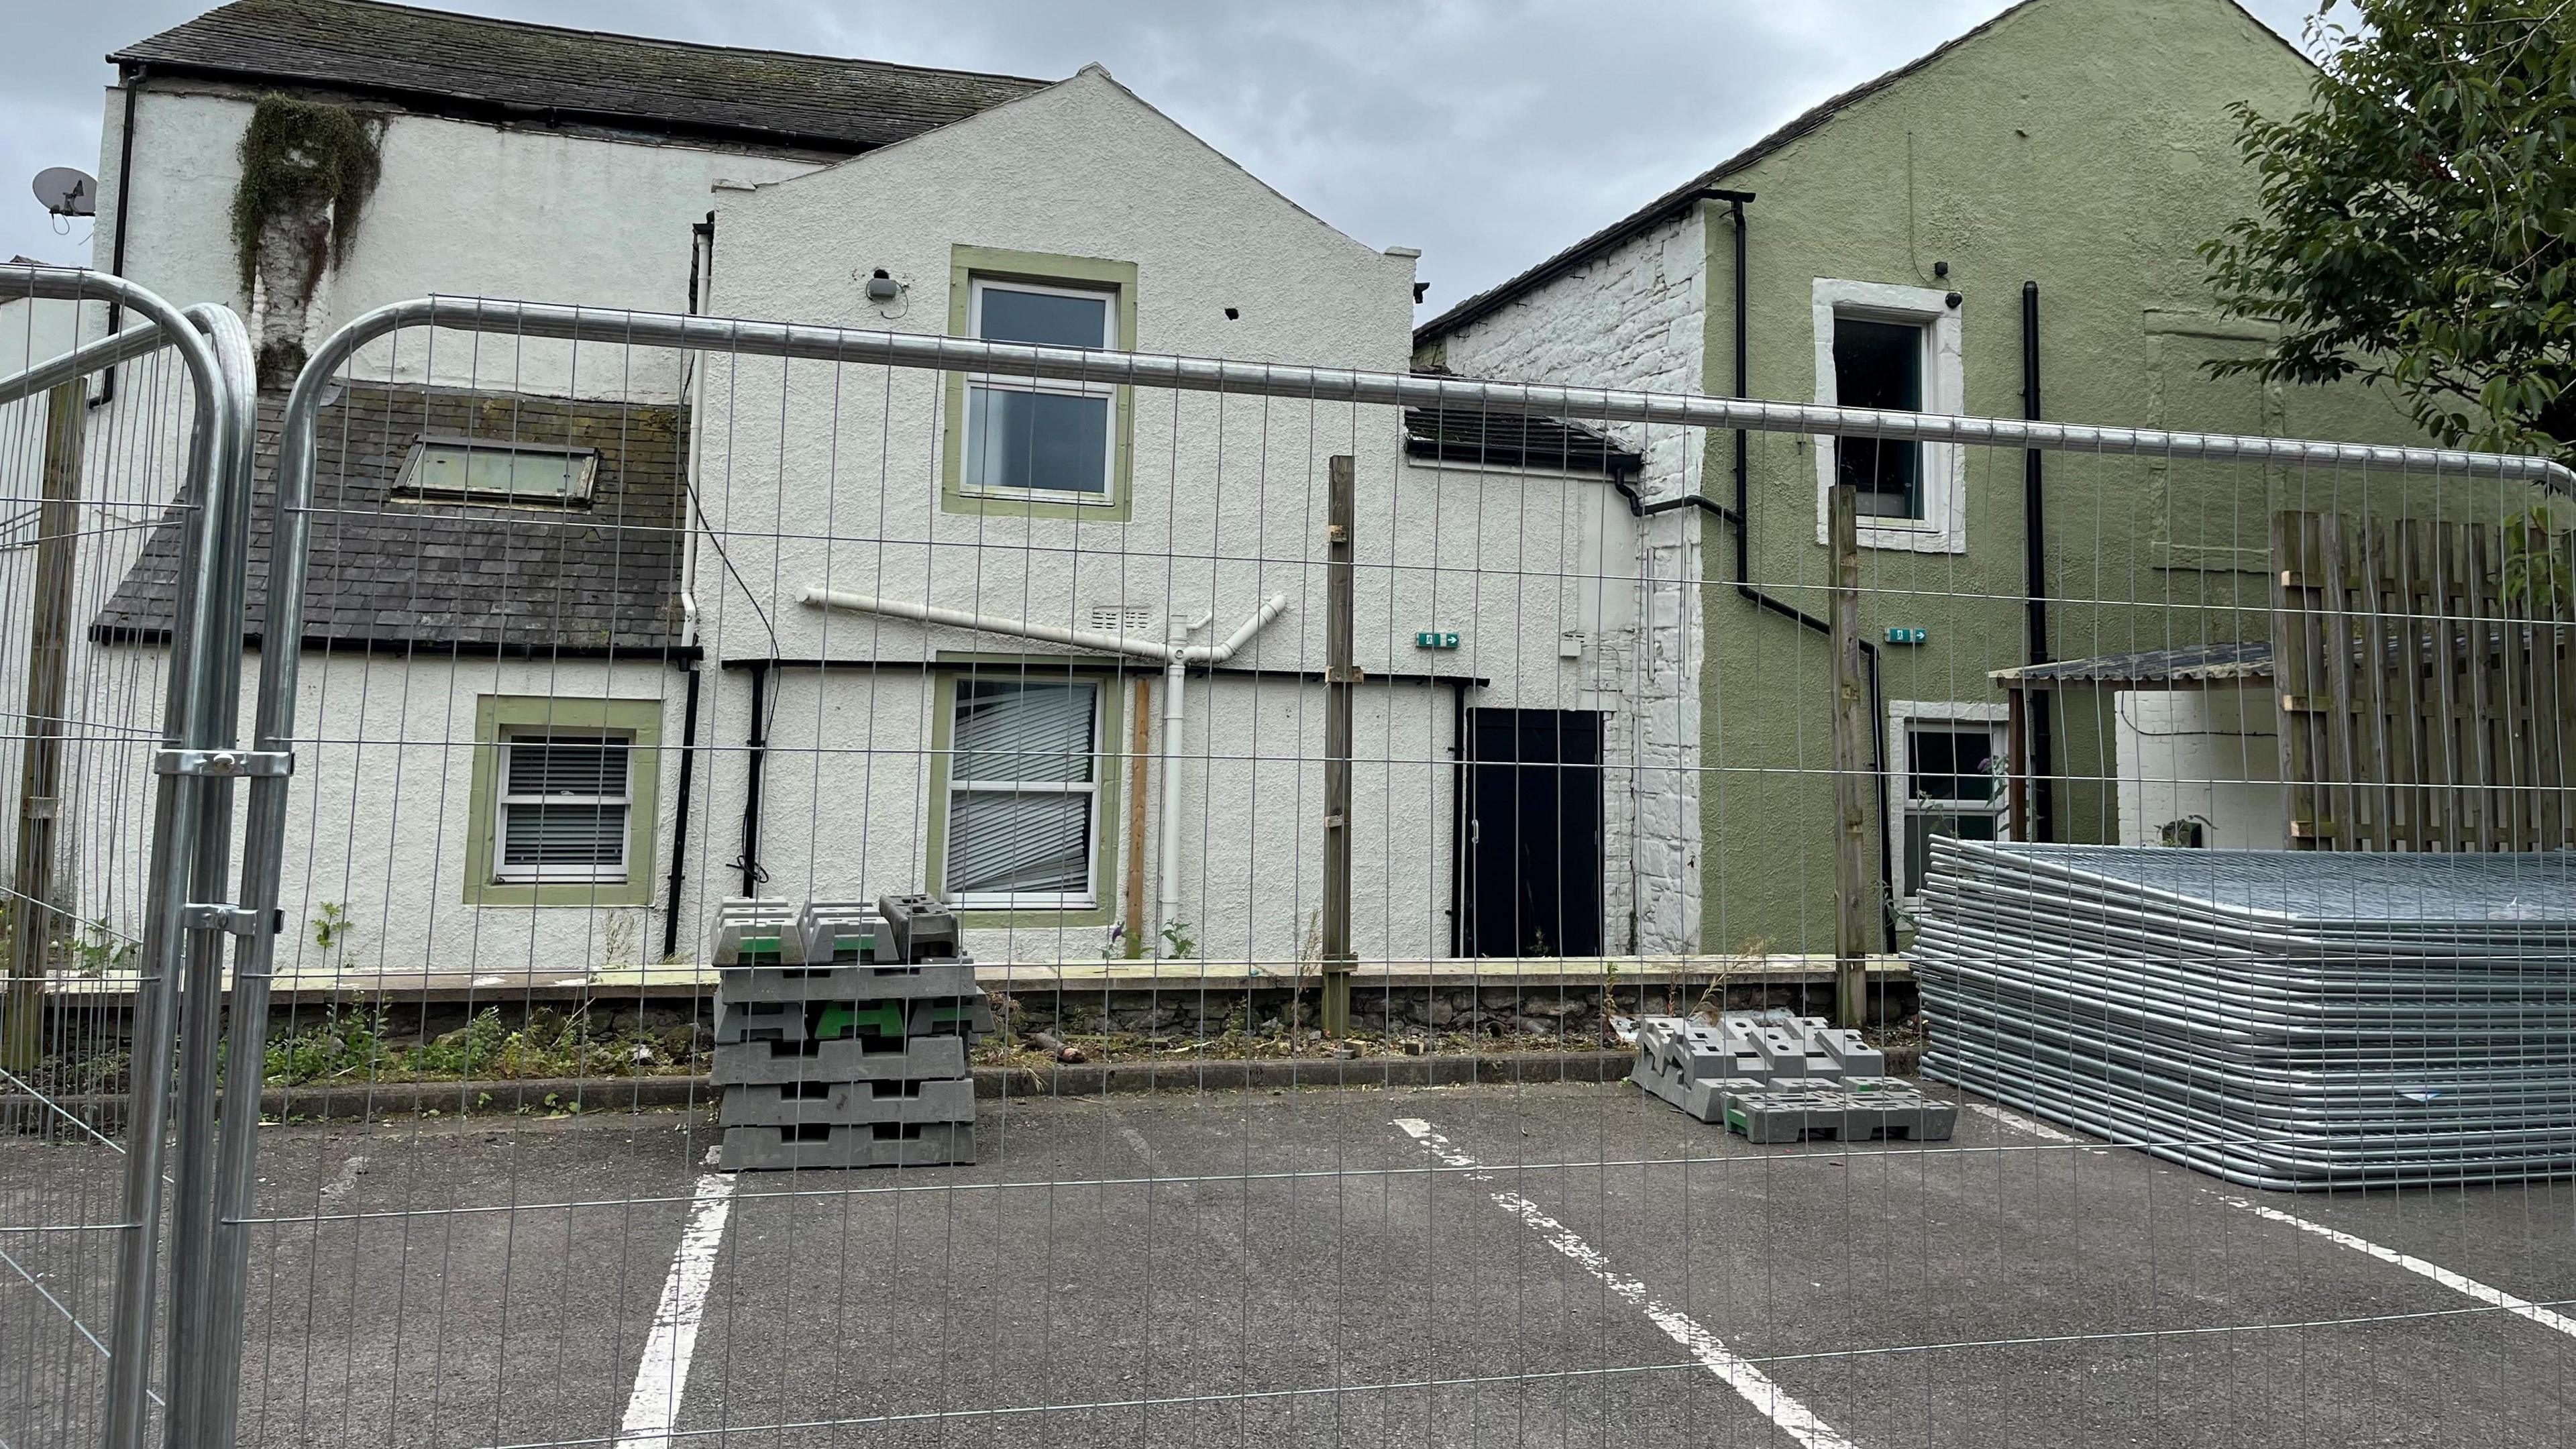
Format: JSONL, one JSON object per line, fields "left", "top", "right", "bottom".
{"left": 816, "top": 1002, "right": 909, "bottom": 1040}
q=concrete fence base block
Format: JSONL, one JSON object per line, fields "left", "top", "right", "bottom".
{"left": 717, "top": 1077, "right": 978, "bottom": 1128}
{"left": 719, "top": 1121, "right": 979, "bottom": 1171}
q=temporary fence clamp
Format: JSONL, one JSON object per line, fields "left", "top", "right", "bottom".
{"left": 180, "top": 903, "right": 269, "bottom": 936}
{"left": 154, "top": 748, "right": 294, "bottom": 779}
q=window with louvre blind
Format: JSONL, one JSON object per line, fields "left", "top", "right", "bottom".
{"left": 464, "top": 695, "right": 662, "bottom": 908}
{"left": 943, "top": 678, "right": 1101, "bottom": 908}
{"left": 495, "top": 732, "right": 632, "bottom": 883}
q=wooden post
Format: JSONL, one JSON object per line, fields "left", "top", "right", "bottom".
{"left": 6, "top": 382, "right": 83, "bottom": 1073}
{"left": 1123, "top": 676, "right": 1152, "bottom": 959}
{"left": 1320, "top": 453, "right": 1356, "bottom": 1037}
{"left": 1827, "top": 477, "right": 1874, "bottom": 1030}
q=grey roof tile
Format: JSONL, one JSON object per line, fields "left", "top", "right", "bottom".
{"left": 113, "top": 0, "right": 1051, "bottom": 153}
{"left": 92, "top": 384, "right": 689, "bottom": 656}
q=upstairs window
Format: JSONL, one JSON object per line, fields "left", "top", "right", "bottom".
{"left": 1831, "top": 317, "right": 1927, "bottom": 520}
{"left": 963, "top": 278, "right": 1116, "bottom": 499}
{"left": 399, "top": 437, "right": 597, "bottom": 506}
{"left": 1811, "top": 278, "right": 1966, "bottom": 553}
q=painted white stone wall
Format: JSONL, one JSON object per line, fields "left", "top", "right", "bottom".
{"left": 97, "top": 83, "right": 817, "bottom": 399}
{"left": 31, "top": 650, "right": 689, "bottom": 975}
{"left": 737, "top": 667, "right": 1457, "bottom": 965}
{"left": 2113, "top": 685, "right": 2285, "bottom": 849}
{"left": 676, "top": 68, "right": 1645, "bottom": 963}
{"left": 1430, "top": 209, "right": 1709, "bottom": 954}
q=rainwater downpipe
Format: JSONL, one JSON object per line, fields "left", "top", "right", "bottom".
{"left": 798, "top": 587, "right": 1289, "bottom": 953}
{"left": 2020, "top": 280, "right": 2056, "bottom": 843}
{"left": 661, "top": 215, "right": 716, "bottom": 955}
{"left": 93, "top": 65, "right": 144, "bottom": 410}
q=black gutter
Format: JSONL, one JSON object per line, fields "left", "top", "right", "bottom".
{"left": 1424, "top": 184, "right": 1758, "bottom": 343}
{"left": 659, "top": 664, "right": 701, "bottom": 959}
{"left": 84, "top": 629, "right": 700, "bottom": 661}
{"left": 2020, "top": 280, "right": 2055, "bottom": 843}
{"left": 734, "top": 659, "right": 769, "bottom": 898}
{"left": 91, "top": 64, "right": 144, "bottom": 410}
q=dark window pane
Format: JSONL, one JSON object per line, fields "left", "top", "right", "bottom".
{"left": 965, "top": 386, "right": 1111, "bottom": 494}
{"left": 1908, "top": 726, "right": 1995, "bottom": 802}
{"left": 977, "top": 286, "right": 1110, "bottom": 348}
{"left": 1833, "top": 317, "right": 1925, "bottom": 519}
{"left": 1903, "top": 810, "right": 1998, "bottom": 894}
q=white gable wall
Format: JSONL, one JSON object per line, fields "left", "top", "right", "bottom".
{"left": 682, "top": 70, "right": 1647, "bottom": 963}
{"left": 99, "top": 82, "right": 818, "bottom": 398}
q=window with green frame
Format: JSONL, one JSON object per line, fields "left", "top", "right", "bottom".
{"left": 924, "top": 663, "right": 1123, "bottom": 926}
{"left": 941, "top": 246, "right": 1138, "bottom": 522}
{"left": 464, "top": 695, "right": 662, "bottom": 907}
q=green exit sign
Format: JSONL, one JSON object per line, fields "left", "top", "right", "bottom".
{"left": 1884, "top": 626, "right": 1929, "bottom": 645}
{"left": 1415, "top": 631, "right": 1461, "bottom": 650}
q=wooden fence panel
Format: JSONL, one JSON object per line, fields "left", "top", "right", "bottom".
{"left": 2273, "top": 509, "right": 2576, "bottom": 851}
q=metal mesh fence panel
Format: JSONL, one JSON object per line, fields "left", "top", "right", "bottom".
{"left": 0, "top": 267, "right": 256, "bottom": 1449}
{"left": 139, "top": 295, "right": 2576, "bottom": 1448}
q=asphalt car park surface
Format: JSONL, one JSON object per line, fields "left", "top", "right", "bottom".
{"left": 4, "top": 1077, "right": 2571, "bottom": 1448}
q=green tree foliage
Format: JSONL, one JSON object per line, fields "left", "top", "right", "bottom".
{"left": 2201, "top": 1, "right": 2576, "bottom": 463}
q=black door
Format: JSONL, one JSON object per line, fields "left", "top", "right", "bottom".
{"left": 1456, "top": 708, "right": 1604, "bottom": 957}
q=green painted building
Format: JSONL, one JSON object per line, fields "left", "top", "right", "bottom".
{"left": 1418, "top": 0, "right": 2526, "bottom": 957}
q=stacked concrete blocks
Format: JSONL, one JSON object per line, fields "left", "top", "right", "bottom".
{"left": 712, "top": 893, "right": 990, "bottom": 1171}
{"left": 1629, "top": 1013, "right": 1955, "bottom": 1143}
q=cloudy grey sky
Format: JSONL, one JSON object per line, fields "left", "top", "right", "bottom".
{"left": 2, "top": 1, "right": 2323, "bottom": 310}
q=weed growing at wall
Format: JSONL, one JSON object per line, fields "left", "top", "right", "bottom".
{"left": 229, "top": 93, "right": 384, "bottom": 293}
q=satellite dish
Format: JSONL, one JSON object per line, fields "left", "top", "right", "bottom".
{"left": 33, "top": 168, "right": 95, "bottom": 219}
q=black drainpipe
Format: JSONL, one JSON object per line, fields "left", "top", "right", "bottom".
{"left": 659, "top": 215, "right": 716, "bottom": 955}
{"left": 2020, "top": 281, "right": 2055, "bottom": 842}
{"left": 91, "top": 65, "right": 144, "bottom": 410}
{"left": 735, "top": 659, "right": 769, "bottom": 898}
{"left": 659, "top": 663, "right": 702, "bottom": 958}
{"left": 1613, "top": 192, "right": 1898, "bottom": 951}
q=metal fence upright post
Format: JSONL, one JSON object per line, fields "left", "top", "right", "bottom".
{"left": 1829, "top": 476, "right": 1874, "bottom": 1028}
{"left": 4, "top": 380, "right": 83, "bottom": 1074}
{"left": 157, "top": 304, "right": 260, "bottom": 1449}
{"left": 55, "top": 274, "right": 239, "bottom": 1449}
{"left": 1321, "top": 453, "right": 1356, "bottom": 1036}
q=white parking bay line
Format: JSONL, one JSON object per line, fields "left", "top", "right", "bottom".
{"left": 1392, "top": 1118, "right": 1856, "bottom": 1449}
{"left": 2211, "top": 1193, "right": 2576, "bottom": 1340}
{"left": 616, "top": 1172, "right": 739, "bottom": 1449}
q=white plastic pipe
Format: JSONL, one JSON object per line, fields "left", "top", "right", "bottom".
{"left": 798, "top": 586, "right": 1289, "bottom": 955}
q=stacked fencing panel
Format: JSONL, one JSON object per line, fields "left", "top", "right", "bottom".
{"left": 1913, "top": 837, "right": 2576, "bottom": 1189}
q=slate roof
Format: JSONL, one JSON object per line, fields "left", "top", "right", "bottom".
{"left": 111, "top": 0, "right": 1051, "bottom": 153}
{"left": 1403, "top": 405, "right": 1642, "bottom": 476}
{"left": 92, "top": 384, "right": 688, "bottom": 656}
